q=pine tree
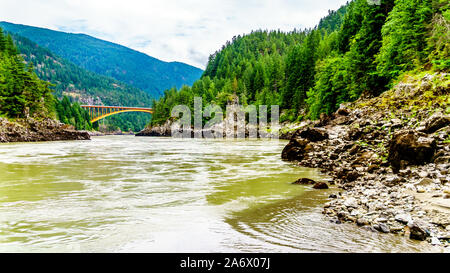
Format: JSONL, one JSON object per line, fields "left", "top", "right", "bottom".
{"left": 376, "top": 0, "right": 434, "bottom": 83}
{"left": 0, "top": 28, "right": 6, "bottom": 52}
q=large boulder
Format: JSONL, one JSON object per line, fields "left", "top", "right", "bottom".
{"left": 388, "top": 130, "right": 436, "bottom": 172}
{"left": 337, "top": 108, "right": 350, "bottom": 116}
{"left": 282, "top": 138, "right": 310, "bottom": 161}
{"left": 422, "top": 113, "right": 450, "bottom": 133}
{"left": 297, "top": 127, "right": 329, "bottom": 142}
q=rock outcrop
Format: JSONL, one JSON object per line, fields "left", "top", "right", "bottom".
{"left": 0, "top": 117, "right": 90, "bottom": 143}
{"left": 136, "top": 120, "right": 172, "bottom": 137}
{"left": 281, "top": 138, "right": 311, "bottom": 161}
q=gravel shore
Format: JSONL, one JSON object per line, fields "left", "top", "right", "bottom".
{"left": 282, "top": 73, "right": 450, "bottom": 249}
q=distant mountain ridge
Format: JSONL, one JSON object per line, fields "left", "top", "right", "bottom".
{"left": 0, "top": 21, "right": 203, "bottom": 97}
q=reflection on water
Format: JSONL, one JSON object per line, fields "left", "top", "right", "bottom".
{"left": 0, "top": 136, "right": 439, "bottom": 252}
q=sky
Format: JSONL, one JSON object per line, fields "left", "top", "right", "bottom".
{"left": 0, "top": 0, "right": 349, "bottom": 69}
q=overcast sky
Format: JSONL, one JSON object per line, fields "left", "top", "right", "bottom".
{"left": 0, "top": 0, "right": 349, "bottom": 69}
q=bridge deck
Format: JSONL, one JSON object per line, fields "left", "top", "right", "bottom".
{"left": 81, "top": 105, "right": 152, "bottom": 110}
{"left": 80, "top": 105, "right": 153, "bottom": 123}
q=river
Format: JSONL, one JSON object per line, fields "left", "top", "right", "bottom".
{"left": 0, "top": 136, "right": 435, "bottom": 252}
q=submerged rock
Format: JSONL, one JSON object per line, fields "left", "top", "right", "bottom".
{"left": 292, "top": 178, "right": 316, "bottom": 185}
{"left": 313, "top": 182, "right": 329, "bottom": 189}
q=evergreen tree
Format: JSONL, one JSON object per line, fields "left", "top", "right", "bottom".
{"left": 376, "top": 0, "right": 434, "bottom": 83}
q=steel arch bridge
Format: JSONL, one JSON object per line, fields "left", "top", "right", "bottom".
{"left": 80, "top": 105, "right": 153, "bottom": 123}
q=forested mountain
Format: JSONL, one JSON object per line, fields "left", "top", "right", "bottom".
{"left": 0, "top": 21, "right": 203, "bottom": 97}
{"left": 150, "top": 0, "right": 449, "bottom": 125}
{"left": 0, "top": 27, "right": 92, "bottom": 131}
{"left": 8, "top": 33, "right": 153, "bottom": 131}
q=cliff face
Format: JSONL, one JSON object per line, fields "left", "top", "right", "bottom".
{"left": 0, "top": 117, "right": 90, "bottom": 143}
{"left": 281, "top": 73, "right": 450, "bottom": 247}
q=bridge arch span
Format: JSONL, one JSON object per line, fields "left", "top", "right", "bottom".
{"left": 80, "top": 105, "right": 153, "bottom": 123}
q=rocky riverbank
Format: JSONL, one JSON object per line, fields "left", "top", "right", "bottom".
{"left": 0, "top": 117, "right": 90, "bottom": 142}
{"left": 282, "top": 73, "right": 450, "bottom": 248}
{"left": 135, "top": 120, "right": 172, "bottom": 137}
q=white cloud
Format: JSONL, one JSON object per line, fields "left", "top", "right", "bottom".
{"left": 0, "top": 0, "right": 349, "bottom": 69}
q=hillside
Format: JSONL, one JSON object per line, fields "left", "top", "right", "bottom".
{"left": 0, "top": 27, "right": 90, "bottom": 142}
{"left": 8, "top": 33, "right": 153, "bottom": 131}
{"left": 0, "top": 21, "right": 203, "bottom": 97}
{"left": 149, "top": 0, "right": 449, "bottom": 126}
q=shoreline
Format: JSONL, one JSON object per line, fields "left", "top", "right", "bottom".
{"left": 282, "top": 73, "right": 449, "bottom": 249}
{"left": 0, "top": 117, "right": 90, "bottom": 143}
{"left": 0, "top": 118, "right": 141, "bottom": 143}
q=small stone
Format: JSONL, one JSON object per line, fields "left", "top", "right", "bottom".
{"left": 350, "top": 209, "right": 361, "bottom": 217}
{"left": 395, "top": 213, "right": 412, "bottom": 224}
{"left": 337, "top": 211, "right": 348, "bottom": 219}
{"left": 356, "top": 218, "right": 368, "bottom": 226}
{"left": 416, "top": 186, "right": 426, "bottom": 193}
{"left": 417, "top": 178, "right": 434, "bottom": 186}
{"left": 408, "top": 222, "right": 429, "bottom": 241}
{"left": 378, "top": 223, "right": 390, "bottom": 233}
{"left": 390, "top": 226, "right": 404, "bottom": 234}
{"left": 430, "top": 237, "right": 442, "bottom": 246}
{"left": 368, "top": 164, "right": 379, "bottom": 173}
{"left": 343, "top": 197, "right": 358, "bottom": 208}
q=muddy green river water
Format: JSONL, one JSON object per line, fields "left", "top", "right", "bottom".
{"left": 0, "top": 136, "right": 436, "bottom": 252}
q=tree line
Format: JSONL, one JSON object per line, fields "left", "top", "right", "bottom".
{"left": 0, "top": 27, "right": 53, "bottom": 118}
{"left": 151, "top": 0, "right": 449, "bottom": 125}
{"left": 10, "top": 33, "right": 153, "bottom": 132}
{"left": 0, "top": 27, "right": 93, "bottom": 129}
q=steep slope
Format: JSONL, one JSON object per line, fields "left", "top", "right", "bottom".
{"left": 9, "top": 33, "right": 153, "bottom": 131}
{"left": 150, "top": 0, "right": 448, "bottom": 126}
{"left": 0, "top": 21, "right": 203, "bottom": 97}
